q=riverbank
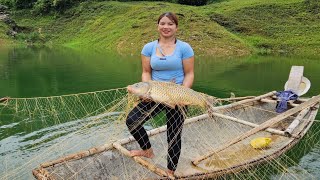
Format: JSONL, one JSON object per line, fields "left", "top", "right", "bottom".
{"left": 0, "top": 0, "right": 319, "bottom": 57}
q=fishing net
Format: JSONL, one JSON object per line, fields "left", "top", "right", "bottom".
{"left": 0, "top": 83, "right": 319, "bottom": 180}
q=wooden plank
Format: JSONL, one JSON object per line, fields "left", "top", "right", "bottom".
{"left": 292, "top": 104, "right": 319, "bottom": 138}
{"left": 260, "top": 98, "right": 299, "bottom": 107}
{"left": 40, "top": 144, "right": 113, "bottom": 168}
{"left": 0, "top": 97, "right": 9, "bottom": 103}
{"left": 217, "top": 96, "right": 255, "bottom": 102}
{"left": 211, "top": 112, "right": 288, "bottom": 136}
{"left": 192, "top": 95, "right": 320, "bottom": 165}
{"left": 212, "top": 91, "right": 276, "bottom": 111}
{"left": 284, "top": 107, "right": 310, "bottom": 136}
{"left": 32, "top": 167, "right": 55, "bottom": 180}
{"left": 285, "top": 66, "right": 303, "bottom": 94}
{"left": 112, "top": 142, "right": 175, "bottom": 179}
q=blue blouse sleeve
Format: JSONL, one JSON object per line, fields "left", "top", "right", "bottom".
{"left": 141, "top": 42, "right": 154, "bottom": 57}
{"left": 182, "top": 42, "right": 194, "bottom": 60}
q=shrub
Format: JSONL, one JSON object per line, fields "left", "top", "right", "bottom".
{"left": 177, "top": 0, "right": 209, "bottom": 6}
{"left": 15, "top": 31, "right": 44, "bottom": 43}
{"left": 52, "top": 0, "right": 77, "bottom": 12}
{"left": 32, "top": 0, "right": 52, "bottom": 14}
{"left": 13, "top": 0, "right": 37, "bottom": 9}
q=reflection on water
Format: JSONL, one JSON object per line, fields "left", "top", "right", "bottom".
{"left": 0, "top": 46, "right": 320, "bottom": 179}
{"left": 0, "top": 47, "right": 142, "bottom": 97}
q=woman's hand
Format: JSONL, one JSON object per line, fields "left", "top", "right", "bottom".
{"left": 139, "top": 95, "right": 153, "bottom": 102}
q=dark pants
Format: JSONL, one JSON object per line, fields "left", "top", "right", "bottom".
{"left": 126, "top": 101, "right": 185, "bottom": 171}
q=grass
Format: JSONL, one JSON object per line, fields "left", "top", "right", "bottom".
{"left": 204, "top": 0, "right": 320, "bottom": 55}
{"left": 1, "top": 0, "right": 320, "bottom": 57}
{"left": 0, "top": 22, "right": 14, "bottom": 46}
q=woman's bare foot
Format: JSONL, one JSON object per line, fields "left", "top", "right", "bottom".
{"left": 167, "top": 170, "right": 175, "bottom": 179}
{"left": 129, "top": 148, "right": 155, "bottom": 158}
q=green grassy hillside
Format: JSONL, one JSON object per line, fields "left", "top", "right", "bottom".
{"left": 205, "top": 0, "right": 320, "bottom": 55}
{"left": 2, "top": 0, "right": 320, "bottom": 57}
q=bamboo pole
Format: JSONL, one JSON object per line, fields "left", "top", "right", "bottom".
{"left": 113, "top": 142, "right": 175, "bottom": 179}
{"left": 212, "top": 91, "right": 276, "bottom": 111}
{"left": 32, "top": 167, "right": 54, "bottom": 180}
{"left": 260, "top": 98, "right": 299, "bottom": 107}
{"left": 0, "top": 97, "right": 9, "bottom": 104}
{"left": 211, "top": 112, "right": 288, "bottom": 136}
{"left": 217, "top": 96, "right": 255, "bottom": 102}
{"left": 271, "top": 95, "right": 309, "bottom": 102}
{"left": 284, "top": 107, "right": 310, "bottom": 136}
{"left": 40, "top": 144, "right": 113, "bottom": 168}
{"left": 292, "top": 104, "right": 319, "bottom": 137}
{"left": 192, "top": 95, "right": 320, "bottom": 165}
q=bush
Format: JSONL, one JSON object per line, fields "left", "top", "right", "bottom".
{"left": 13, "top": 0, "right": 37, "bottom": 9}
{"left": 32, "top": 0, "right": 52, "bottom": 14}
{"left": 15, "top": 31, "right": 44, "bottom": 43}
{"left": 116, "top": 0, "right": 174, "bottom": 2}
{"left": 177, "top": 0, "right": 209, "bottom": 6}
{"left": 52, "top": 0, "right": 77, "bottom": 12}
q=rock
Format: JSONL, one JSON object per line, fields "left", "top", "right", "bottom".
{"left": 6, "top": 29, "right": 17, "bottom": 37}
{"left": 0, "top": 14, "right": 7, "bottom": 20}
{"left": 3, "top": 16, "right": 18, "bottom": 30}
{"left": 3, "top": 16, "right": 14, "bottom": 24}
{"left": 1, "top": 5, "right": 29, "bottom": 37}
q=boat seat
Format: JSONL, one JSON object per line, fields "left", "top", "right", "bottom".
{"left": 284, "top": 66, "right": 311, "bottom": 96}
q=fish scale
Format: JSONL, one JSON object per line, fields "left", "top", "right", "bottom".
{"left": 128, "top": 81, "right": 214, "bottom": 108}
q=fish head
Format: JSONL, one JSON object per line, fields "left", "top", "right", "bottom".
{"left": 127, "top": 82, "right": 150, "bottom": 96}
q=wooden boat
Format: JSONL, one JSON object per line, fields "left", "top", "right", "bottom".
{"left": 32, "top": 91, "right": 320, "bottom": 179}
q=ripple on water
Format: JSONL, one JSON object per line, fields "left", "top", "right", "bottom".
{"left": 298, "top": 143, "right": 320, "bottom": 177}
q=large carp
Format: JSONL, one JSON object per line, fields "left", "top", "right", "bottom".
{"left": 127, "top": 81, "right": 215, "bottom": 108}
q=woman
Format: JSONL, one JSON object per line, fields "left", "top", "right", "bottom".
{"left": 126, "top": 12, "right": 194, "bottom": 176}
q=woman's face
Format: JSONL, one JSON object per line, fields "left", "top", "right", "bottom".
{"left": 158, "top": 16, "right": 177, "bottom": 38}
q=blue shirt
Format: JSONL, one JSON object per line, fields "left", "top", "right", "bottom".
{"left": 141, "top": 39, "right": 194, "bottom": 85}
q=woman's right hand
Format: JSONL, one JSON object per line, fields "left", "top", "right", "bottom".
{"left": 139, "top": 95, "right": 152, "bottom": 102}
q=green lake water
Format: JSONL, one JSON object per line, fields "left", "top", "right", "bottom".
{"left": 0, "top": 46, "right": 320, "bottom": 179}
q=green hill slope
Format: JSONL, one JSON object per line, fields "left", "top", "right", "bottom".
{"left": 205, "top": 0, "right": 320, "bottom": 55}
{"left": 2, "top": 0, "right": 320, "bottom": 56}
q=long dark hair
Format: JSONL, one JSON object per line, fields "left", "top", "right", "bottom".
{"left": 157, "top": 12, "right": 178, "bottom": 26}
